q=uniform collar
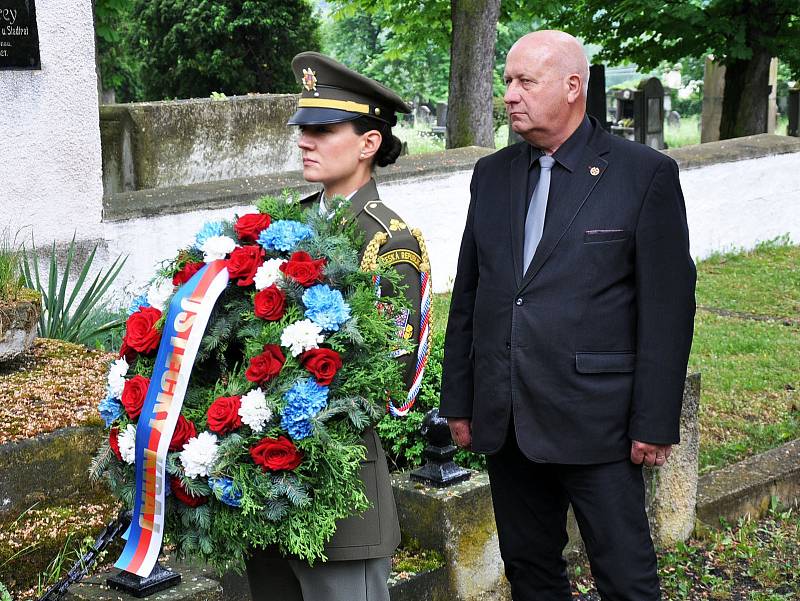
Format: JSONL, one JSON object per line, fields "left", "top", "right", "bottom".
{"left": 528, "top": 115, "right": 592, "bottom": 173}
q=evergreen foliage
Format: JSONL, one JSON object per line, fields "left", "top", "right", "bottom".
{"left": 127, "top": 0, "right": 322, "bottom": 100}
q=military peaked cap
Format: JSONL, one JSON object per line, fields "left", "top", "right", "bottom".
{"left": 287, "top": 52, "right": 411, "bottom": 127}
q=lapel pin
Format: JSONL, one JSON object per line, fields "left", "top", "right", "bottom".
{"left": 590, "top": 166, "right": 600, "bottom": 176}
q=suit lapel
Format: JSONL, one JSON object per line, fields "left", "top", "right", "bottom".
{"left": 519, "top": 131, "right": 611, "bottom": 291}
{"left": 508, "top": 143, "right": 529, "bottom": 288}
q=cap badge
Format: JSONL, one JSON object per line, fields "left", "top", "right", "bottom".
{"left": 302, "top": 68, "right": 318, "bottom": 92}
{"left": 589, "top": 166, "right": 600, "bottom": 176}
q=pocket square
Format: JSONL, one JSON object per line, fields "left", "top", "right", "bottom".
{"left": 583, "top": 229, "right": 629, "bottom": 243}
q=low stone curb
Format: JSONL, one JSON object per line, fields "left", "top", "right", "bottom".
{"left": 696, "top": 438, "right": 800, "bottom": 527}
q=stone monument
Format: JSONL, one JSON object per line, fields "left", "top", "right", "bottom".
{"left": 0, "top": 0, "right": 104, "bottom": 247}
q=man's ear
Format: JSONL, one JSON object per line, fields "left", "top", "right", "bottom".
{"left": 360, "top": 129, "right": 383, "bottom": 160}
{"left": 566, "top": 73, "right": 582, "bottom": 104}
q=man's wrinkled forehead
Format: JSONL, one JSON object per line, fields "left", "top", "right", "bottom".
{"left": 504, "top": 42, "right": 558, "bottom": 78}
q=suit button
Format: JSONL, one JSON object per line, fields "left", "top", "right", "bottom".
{"left": 515, "top": 297, "right": 524, "bottom": 306}
{"left": 506, "top": 342, "right": 511, "bottom": 349}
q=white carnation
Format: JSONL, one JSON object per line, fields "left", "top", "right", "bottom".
{"left": 118, "top": 424, "right": 137, "bottom": 465}
{"left": 201, "top": 235, "right": 236, "bottom": 263}
{"left": 106, "top": 358, "right": 129, "bottom": 398}
{"left": 280, "top": 319, "right": 324, "bottom": 357}
{"left": 146, "top": 277, "right": 175, "bottom": 312}
{"left": 238, "top": 388, "right": 273, "bottom": 433}
{"left": 179, "top": 431, "right": 219, "bottom": 478}
{"left": 253, "top": 258, "right": 286, "bottom": 291}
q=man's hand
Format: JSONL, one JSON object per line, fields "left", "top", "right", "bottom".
{"left": 630, "top": 440, "right": 672, "bottom": 467}
{"left": 447, "top": 418, "right": 472, "bottom": 449}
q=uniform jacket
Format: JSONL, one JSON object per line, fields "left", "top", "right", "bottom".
{"left": 439, "top": 117, "right": 696, "bottom": 464}
{"left": 298, "top": 178, "right": 423, "bottom": 560}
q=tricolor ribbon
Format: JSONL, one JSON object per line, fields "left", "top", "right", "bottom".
{"left": 114, "top": 260, "right": 229, "bottom": 577}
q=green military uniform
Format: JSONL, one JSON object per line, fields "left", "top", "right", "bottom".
{"left": 246, "top": 53, "right": 427, "bottom": 601}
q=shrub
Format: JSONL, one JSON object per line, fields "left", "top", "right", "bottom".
{"left": 377, "top": 328, "right": 486, "bottom": 472}
{"left": 130, "top": 0, "right": 322, "bottom": 100}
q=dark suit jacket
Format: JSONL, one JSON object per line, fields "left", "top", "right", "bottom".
{"left": 439, "top": 117, "right": 696, "bottom": 464}
{"left": 296, "top": 178, "right": 422, "bottom": 560}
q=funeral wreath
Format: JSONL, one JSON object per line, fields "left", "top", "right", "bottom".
{"left": 91, "top": 193, "right": 410, "bottom": 573}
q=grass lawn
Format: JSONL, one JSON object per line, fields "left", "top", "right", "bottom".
{"left": 571, "top": 504, "right": 800, "bottom": 600}
{"left": 432, "top": 239, "right": 800, "bottom": 474}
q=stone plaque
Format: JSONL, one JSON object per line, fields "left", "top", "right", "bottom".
{"left": 0, "top": 0, "right": 41, "bottom": 70}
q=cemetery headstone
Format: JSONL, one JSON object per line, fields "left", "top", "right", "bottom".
{"left": 789, "top": 88, "right": 799, "bottom": 137}
{"left": 436, "top": 102, "right": 448, "bottom": 128}
{"left": 587, "top": 64, "right": 609, "bottom": 131}
{"left": 0, "top": 0, "right": 40, "bottom": 70}
{"left": 667, "top": 110, "right": 681, "bottom": 128}
{"left": 634, "top": 77, "right": 665, "bottom": 149}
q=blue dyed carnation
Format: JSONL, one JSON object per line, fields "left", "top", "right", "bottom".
{"left": 127, "top": 293, "right": 150, "bottom": 316}
{"left": 194, "top": 221, "right": 225, "bottom": 248}
{"left": 280, "top": 379, "right": 329, "bottom": 440}
{"left": 258, "top": 220, "right": 313, "bottom": 252}
{"left": 303, "top": 285, "right": 351, "bottom": 331}
{"left": 98, "top": 395, "right": 123, "bottom": 427}
{"left": 209, "top": 477, "right": 243, "bottom": 507}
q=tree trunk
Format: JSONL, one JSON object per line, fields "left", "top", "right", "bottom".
{"left": 718, "top": 49, "right": 772, "bottom": 140}
{"left": 446, "top": 0, "right": 501, "bottom": 149}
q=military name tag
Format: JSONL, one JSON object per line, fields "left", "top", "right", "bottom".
{"left": 381, "top": 249, "right": 422, "bottom": 271}
{"left": 1, "top": 0, "right": 41, "bottom": 70}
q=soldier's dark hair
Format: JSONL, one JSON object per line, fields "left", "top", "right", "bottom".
{"left": 351, "top": 116, "right": 403, "bottom": 168}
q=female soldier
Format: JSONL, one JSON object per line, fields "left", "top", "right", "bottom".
{"left": 245, "top": 52, "right": 427, "bottom": 601}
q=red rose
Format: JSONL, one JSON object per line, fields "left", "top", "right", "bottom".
{"left": 235, "top": 213, "right": 271, "bottom": 243}
{"left": 207, "top": 396, "right": 242, "bottom": 435}
{"left": 250, "top": 436, "right": 303, "bottom": 472}
{"left": 109, "top": 427, "right": 122, "bottom": 461}
{"left": 123, "top": 306, "right": 163, "bottom": 355}
{"left": 300, "top": 348, "right": 342, "bottom": 386}
{"left": 170, "top": 476, "right": 208, "bottom": 507}
{"left": 172, "top": 261, "right": 205, "bottom": 286}
{"left": 245, "top": 344, "right": 285, "bottom": 384}
{"left": 121, "top": 375, "right": 150, "bottom": 420}
{"left": 169, "top": 415, "right": 197, "bottom": 452}
{"left": 228, "top": 245, "right": 264, "bottom": 287}
{"left": 279, "top": 251, "right": 326, "bottom": 287}
{"left": 119, "top": 339, "right": 137, "bottom": 363}
{"left": 254, "top": 285, "right": 286, "bottom": 321}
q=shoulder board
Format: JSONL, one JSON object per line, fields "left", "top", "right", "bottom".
{"left": 363, "top": 200, "right": 411, "bottom": 240}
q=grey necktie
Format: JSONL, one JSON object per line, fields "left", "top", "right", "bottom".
{"left": 522, "top": 154, "right": 555, "bottom": 275}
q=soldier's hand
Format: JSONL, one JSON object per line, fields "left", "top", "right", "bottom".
{"left": 630, "top": 440, "right": 672, "bottom": 467}
{"left": 447, "top": 418, "right": 472, "bottom": 450}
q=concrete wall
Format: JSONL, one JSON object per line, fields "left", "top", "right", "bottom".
{"left": 0, "top": 0, "right": 103, "bottom": 245}
{"left": 17, "top": 135, "right": 800, "bottom": 305}
{"left": 99, "top": 94, "right": 302, "bottom": 194}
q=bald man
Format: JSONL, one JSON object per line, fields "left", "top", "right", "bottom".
{"left": 440, "top": 31, "right": 696, "bottom": 601}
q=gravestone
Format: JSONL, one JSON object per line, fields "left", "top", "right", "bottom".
{"left": 702, "top": 57, "right": 779, "bottom": 142}
{"left": 436, "top": 102, "right": 448, "bottom": 128}
{"left": 633, "top": 77, "right": 665, "bottom": 149}
{"left": 0, "top": 0, "right": 40, "bottom": 70}
{"left": 667, "top": 110, "right": 681, "bottom": 128}
{"left": 587, "top": 64, "right": 609, "bottom": 131}
{"left": 789, "top": 88, "right": 799, "bottom": 137}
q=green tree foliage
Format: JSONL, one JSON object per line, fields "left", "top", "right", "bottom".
{"left": 323, "top": 4, "right": 450, "bottom": 102}
{"left": 94, "top": 0, "right": 143, "bottom": 102}
{"left": 129, "top": 0, "right": 322, "bottom": 101}
{"left": 545, "top": 0, "right": 800, "bottom": 138}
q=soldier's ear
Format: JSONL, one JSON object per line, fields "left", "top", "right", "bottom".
{"left": 360, "top": 129, "right": 382, "bottom": 160}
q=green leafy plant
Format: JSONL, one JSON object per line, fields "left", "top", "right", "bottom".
{"left": 0, "top": 581, "right": 10, "bottom": 601}
{"left": 21, "top": 236, "right": 127, "bottom": 345}
{"left": 0, "top": 226, "right": 25, "bottom": 301}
